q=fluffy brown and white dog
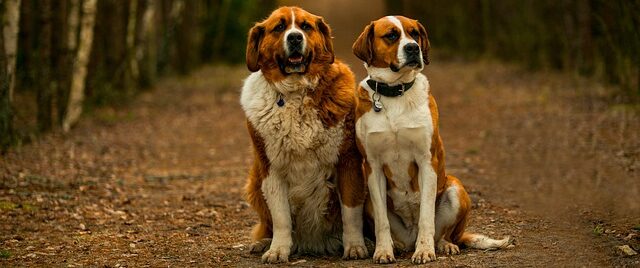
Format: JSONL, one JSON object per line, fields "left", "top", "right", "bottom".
{"left": 240, "top": 6, "right": 368, "bottom": 264}
{"left": 352, "top": 16, "right": 512, "bottom": 264}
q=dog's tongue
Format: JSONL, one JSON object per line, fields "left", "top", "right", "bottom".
{"left": 288, "top": 55, "right": 303, "bottom": 64}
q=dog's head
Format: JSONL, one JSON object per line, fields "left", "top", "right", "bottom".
{"left": 353, "top": 16, "right": 430, "bottom": 76}
{"left": 246, "top": 6, "right": 334, "bottom": 79}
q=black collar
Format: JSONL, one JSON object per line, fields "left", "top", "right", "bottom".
{"left": 366, "top": 79, "right": 415, "bottom": 97}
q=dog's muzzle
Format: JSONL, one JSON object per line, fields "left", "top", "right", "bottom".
{"left": 281, "top": 32, "right": 309, "bottom": 74}
{"left": 403, "top": 43, "right": 422, "bottom": 69}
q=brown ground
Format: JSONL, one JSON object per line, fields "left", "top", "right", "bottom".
{"left": 1, "top": 59, "right": 639, "bottom": 267}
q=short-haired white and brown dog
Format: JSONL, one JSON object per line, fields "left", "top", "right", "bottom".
{"left": 241, "top": 6, "right": 368, "bottom": 264}
{"left": 352, "top": 16, "right": 511, "bottom": 264}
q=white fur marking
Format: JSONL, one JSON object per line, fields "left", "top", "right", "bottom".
{"left": 386, "top": 16, "right": 419, "bottom": 68}
{"left": 284, "top": 8, "right": 306, "bottom": 55}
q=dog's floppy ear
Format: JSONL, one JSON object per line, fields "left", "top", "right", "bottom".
{"left": 316, "top": 17, "right": 335, "bottom": 64}
{"left": 246, "top": 23, "right": 265, "bottom": 72}
{"left": 352, "top": 22, "right": 375, "bottom": 64}
{"left": 416, "top": 20, "right": 430, "bottom": 65}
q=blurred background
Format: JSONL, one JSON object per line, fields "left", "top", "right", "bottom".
{"left": 1, "top": 0, "right": 638, "bottom": 147}
{"left": 1, "top": 0, "right": 639, "bottom": 266}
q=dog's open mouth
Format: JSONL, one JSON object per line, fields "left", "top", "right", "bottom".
{"left": 279, "top": 52, "right": 311, "bottom": 74}
{"left": 405, "top": 60, "right": 422, "bottom": 69}
{"left": 288, "top": 53, "right": 304, "bottom": 64}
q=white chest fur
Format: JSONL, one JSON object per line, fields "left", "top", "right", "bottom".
{"left": 241, "top": 72, "right": 343, "bottom": 170}
{"left": 240, "top": 72, "right": 345, "bottom": 251}
{"left": 356, "top": 73, "right": 434, "bottom": 227}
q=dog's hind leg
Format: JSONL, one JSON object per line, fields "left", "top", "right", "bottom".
{"left": 438, "top": 175, "right": 512, "bottom": 252}
{"left": 434, "top": 176, "right": 465, "bottom": 255}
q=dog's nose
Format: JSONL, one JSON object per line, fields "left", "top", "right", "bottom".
{"left": 287, "top": 32, "right": 303, "bottom": 45}
{"left": 404, "top": 43, "right": 420, "bottom": 54}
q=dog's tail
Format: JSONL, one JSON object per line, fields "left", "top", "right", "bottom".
{"left": 444, "top": 175, "right": 514, "bottom": 250}
{"left": 458, "top": 232, "right": 513, "bottom": 250}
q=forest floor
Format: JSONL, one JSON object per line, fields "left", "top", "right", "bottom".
{"left": 1, "top": 59, "right": 639, "bottom": 267}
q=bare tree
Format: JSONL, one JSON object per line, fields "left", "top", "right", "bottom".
{"left": 57, "top": 0, "right": 80, "bottom": 122}
{"left": 124, "top": 0, "right": 139, "bottom": 94}
{"left": 139, "top": 0, "right": 157, "bottom": 87}
{"left": 1, "top": 0, "right": 21, "bottom": 150}
{"left": 36, "top": 0, "right": 53, "bottom": 132}
{"left": 2, "top": 0, "right": 20, "bottom": 102}
{"left": 63, "top": 0, "right": 97, "bottom": 132}
{"left": 67, "top": 0, "right": 80, "bottom": 52}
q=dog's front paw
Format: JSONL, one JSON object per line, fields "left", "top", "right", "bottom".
{"left": 372, "top": 245, "right": 395, "bottom": 264}
{"left": 261, "top": 244, "right": 290, "bottom": 264}
{"left": 343, "top": 241, "right": 368, "bottom": 260}
{"left": 412, "top": 245, "right": 436, "bottom": 264}
{"left": 437, "top": 239, "right": 460, "bottom": 255}
{"left": 249, "top": 238, "right": 272, "bottom": 253}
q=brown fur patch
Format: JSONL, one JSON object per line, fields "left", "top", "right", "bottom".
{"left": 244, "top": 120, "right": 273, "bottom": 240}
{"left": 363, "top": 160, "right": 372, "bottom": 181}
{"left": 307, "top": 61, "right": 356, "bottom": 128}
{"left": 337, "top": 102, "right": 365, "bottom": 208}
{"left": 428, "top": 93, "right": 447, "bottom": 196}
{"left": 382, "top": 164, "right": 397, "bottom": 189}
{"left": 408, "top": 161, "right": 420, "bottom": 192}
{"left": 382, "top": 164, "right": 392, "bottom": 179}
{"left": 355, "top": 86, "right": 372, "bottom": 121}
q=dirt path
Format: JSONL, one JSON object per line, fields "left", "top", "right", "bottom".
{"left": 1, "top": 61, "right": 639, "bottom": 267}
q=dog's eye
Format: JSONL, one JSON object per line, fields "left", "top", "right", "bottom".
{"left": 385, "top": 32, "right": 399, "bottom": 42}
{"left": 274, "top": 23, "right": 286, "bottom": 32}
{"left": 300, "top": 22, "right": 312, "bottom": 31}
{"left": 410, "top": 30, "right": 420, "bottom": 40}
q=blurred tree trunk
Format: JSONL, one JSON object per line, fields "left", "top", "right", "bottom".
{"left": 124, "top": 0, "right": 138, "bottom": 94}
{"left": 2, "top": 0, "right": 20, "bottom": 102}
{"left": 54, "top": 0, "right": 80, "bottom": 123}
{"left": 175, "top": 0, "right": 199, "bottom": 74}
{"left": 578, "top": 0, "right": 593, "bottom": 73}
{"left": 211, "top": 0, "right": 230, "bottom": 60}
{"left": 36, "top": 0, "right": 53, "bottom": 132}
{"left": 1, "top": 0, "right": 21, "bottom": 151}
{"left": 63, "top": 0, "right": 97, "bottom": 132}
{"left": 52, "top": 0, "right": 68, "bottom": 125}
{"left": 59, "top": 0, "right": 80, "bottom": 123}
{"left": 138, "top": 0, "right": 157, "bottom": 87}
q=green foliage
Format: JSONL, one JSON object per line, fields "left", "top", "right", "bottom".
{"left": 593, "top": 223, "right": 604, "bottom": 235}
{"left": 0, "top": 201, "right": 18, "bottom": 210}
{"left": 0, "top": 201, "right": 38, "bottom": 212}
{"left": 0, "top": 249, "right": 10, "bottom": 259}
{"left": 388, "top": 0, "right": 640, "bottom": 98}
